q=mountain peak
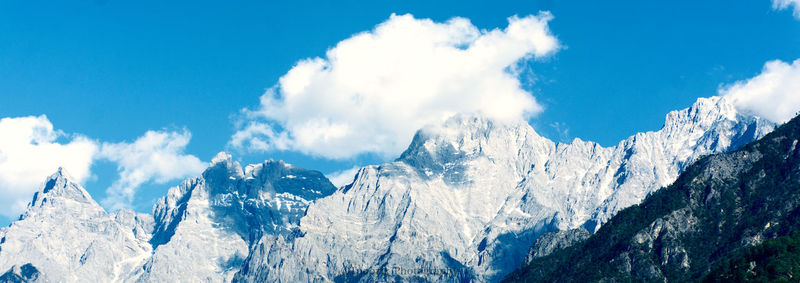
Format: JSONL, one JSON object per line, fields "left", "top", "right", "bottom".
{"left": 53, "top": 166, "right": 68, "bottom": 176}
{"left": 398, "top": 113, "right": 544, "bottom": 164}
{"left": 421, "top": 113, "right": 534, "bottom": 138}
{"left": 210, "top": 151, "right": 233, "bottom": 165}
{"left": 28, "top": 167, "right": 93, "bottom": 208}
{"left": 48, "top": 166, "right": 72, "bottom": 184}
{"left": 205, "top": 151, "right": 244, "bottom": 181}
{"left": 2, "top": 171, "right": 150, "bottom": 283}
{"left": 663, "top": 96, "right": 738, "bottom": 128}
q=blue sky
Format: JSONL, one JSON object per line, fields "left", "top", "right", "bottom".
{"left": 1, "top": 0, "right": 799, "bottom": 225}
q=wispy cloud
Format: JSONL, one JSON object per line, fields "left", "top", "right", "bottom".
{"left": 231, "top": 12, "right": 560, "bottom": 160}
{"left": 549, "top": 122, "right": 571, "bottom": 143}
{"left": 773, "top": 0, "right": 800, "bottom": 19}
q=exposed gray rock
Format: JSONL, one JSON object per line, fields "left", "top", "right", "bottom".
{"left": 525, "top": 228, "right": 590, "bottom": 263}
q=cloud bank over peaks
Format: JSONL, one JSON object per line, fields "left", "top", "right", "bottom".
{"left": 230, "top": 12, "right": 560, "bottom": 160}
{"left": 0, "top": 115, "right": 206, "bottom": 216}
{"left": 720, "top": 59, "right": 800, "bottom": 123}
{"left": 773, "top": 0, "right": 800, "bottom": 19}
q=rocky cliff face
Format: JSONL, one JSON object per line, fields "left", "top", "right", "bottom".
{"left": 506, "top": 112, "right": 800, "bottom": 282}
{"left": 233, "top": 96, "right": 774, "bottom": 282}
{"left": 524, "top": 228, "right": 590, "bottom": 262}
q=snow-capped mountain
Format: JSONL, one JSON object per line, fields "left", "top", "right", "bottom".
{"left": 0, "top": 168, "right": 153, "bottom": 282}
{"left": 233, "top": 96, "right": 774, "bottom": 282}
{"left": 0, "top": 96, "right": 776, "bottom": 282}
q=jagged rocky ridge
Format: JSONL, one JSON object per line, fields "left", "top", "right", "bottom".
{"left": 233, "top": 96, "right": 774, "bottom": 282}
{"left": 505, "top": 111, "right": 800, "bottom": 282}
{"left": 523, "top": 228, "right": 590, "bottom": 262}
{"left": 0, "top": 96, "right": 777, "bottom": 282}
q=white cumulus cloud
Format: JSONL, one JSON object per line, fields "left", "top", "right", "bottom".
{"left": 720, "top": 59, "right": 800, "bottom": 123}
{"left": 99, "top": 129, "right": 206, "bottom": 210}
{"left": 773, "top": 0, "right": 800, "bottom": 19}
{"left": 0, "top": 116, "right": 98, "bottom": 217}
{"left": 0, "top": 116, "right": 207, "bottom": 215}
{"left": 231, "top": 12, "right": 559, "bottom": 159}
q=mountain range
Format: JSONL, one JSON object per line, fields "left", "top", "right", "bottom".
{"left": 0, "top": 96, "right": 777, "bottom": 282}
{"left": 506, "top": 105, "right": 800, "bottom": 282}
